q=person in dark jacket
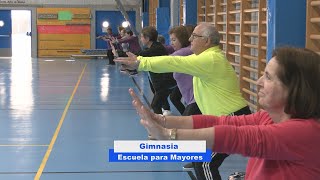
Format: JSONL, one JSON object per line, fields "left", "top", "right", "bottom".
{"left": 135, "top": 26, "right": 177, "bottom": 115}
{"left": 100, "top": 27, "right": 116, "bottom": 65}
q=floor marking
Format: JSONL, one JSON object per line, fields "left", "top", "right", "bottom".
{"left": 0, "top": 144, "right": 48, "bottom": 147}
{"left": 0, "top": 170, "right": 185, "bottom": 175}
{"left": 34, "top": 64, "right": 87, "bottom": 180}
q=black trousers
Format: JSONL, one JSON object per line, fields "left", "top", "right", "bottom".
{"left": 169, "top": 86, "right": 186, "bottom": 115}
{"left": 182, "top": 102, "right": 201, "bottom": 116}
{"left": 148, "top": 79, "right": 170, "bottom": 111}
{"left": 193, "top": 106, "right": 251, "bottom": 180}
{"left": 107, "top": 49, "right": 115, "bottom": 65}
{"left": 151, "top": 87, "right": 175, "bottom": 114}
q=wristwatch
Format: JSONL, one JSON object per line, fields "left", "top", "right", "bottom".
{"left": 169, "top": 128, "right": 177, "bottom": 140}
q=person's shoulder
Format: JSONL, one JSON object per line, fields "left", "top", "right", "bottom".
{"left": 251, "top": 110, "right": 273, "bottom": 125}
{"left": 171, "top": 49, "right": 190, "bottom": 56}
{"left": 151, "top": 42, "right": 167, "bottom": 53}
{"left": 152, "top": 41, "right": 164, "bottom": 47}
{"left": 165, "top": 45, "right": 175, "bottom": 53}
{"left": 258, "top": 110, "right": 270, "bottom": 117}
{"left": 203, "top": 47, "right": 228, "bottom": 60}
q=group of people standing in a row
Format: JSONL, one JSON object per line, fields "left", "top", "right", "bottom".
{"left": 101, "top": 22, "right": 319, "bottom": 180}
{"left": 97, "top": 26, "right": 140, "bottom": 65}
{"left": 99, "top": 25, "right": 197, "bottom": 118}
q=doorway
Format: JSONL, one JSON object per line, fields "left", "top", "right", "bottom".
{"left": 11, "top": 10, "right": 31, "bottom": 58}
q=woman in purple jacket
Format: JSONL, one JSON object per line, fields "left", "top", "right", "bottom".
{"left": 168, "top": 25, "right": 201, "bottom": 116}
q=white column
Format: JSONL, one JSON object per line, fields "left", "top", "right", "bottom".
{"left": 170, "top": 0, "right": 180, "bottom": 27}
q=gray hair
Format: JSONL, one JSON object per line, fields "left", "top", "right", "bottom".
{"left": 199, "top": 23, "right": 220, "bottom": 46}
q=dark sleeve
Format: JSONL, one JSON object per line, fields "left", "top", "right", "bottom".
{"left": 117, "top": 36, "right": 134, "bottom": 44}
{"left": 138, "top": 48, "right": 154, "bottom": 57}
{"left": 138, "top": 42, "right": 168, "bottom": 57}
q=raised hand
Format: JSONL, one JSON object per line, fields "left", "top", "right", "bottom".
{"left": 115, "top": 52, "right": 139, "bottom": 70}
{"left": 129, "top": 88, "right": 169, "bottom": 140}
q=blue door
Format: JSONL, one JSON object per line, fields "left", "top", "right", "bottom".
{"left": 0, "top": 10, "right": 12, "bottom": 57}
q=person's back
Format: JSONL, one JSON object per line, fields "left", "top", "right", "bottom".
{"left": 117, "top": 29, "right": 141, "bottom": 54}
{"left": 126, "top": 36, "right": 141, "bottom": 54}
{"left": 139, "top": 41, "right": 176, "bottom": 90}
{"left": 191, "top": 48, "right": 245, "bottom": 115}
{"left": 245, "top": 118, "right": 320, "bottom": 180}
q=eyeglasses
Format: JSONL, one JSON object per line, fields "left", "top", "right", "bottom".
{"left": 190, "top": 33, "right": 207, "bottom": 40}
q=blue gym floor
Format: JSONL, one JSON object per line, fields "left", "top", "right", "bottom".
{"left": 0, "top": 57, "right": 247, "bottom": 180}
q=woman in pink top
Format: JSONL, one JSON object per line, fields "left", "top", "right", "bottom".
{"left": 128, "top": 47, "right": 320, "bottom": 180}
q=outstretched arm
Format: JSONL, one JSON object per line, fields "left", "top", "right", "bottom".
{"left": 129, "top": 88, "right": 215, "bottom": 149}
{"left": 129, "top": 88, "right": 193, "bottom": 129}
{"left": 115, "top": 52, "right": 140, "bottom": 70}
